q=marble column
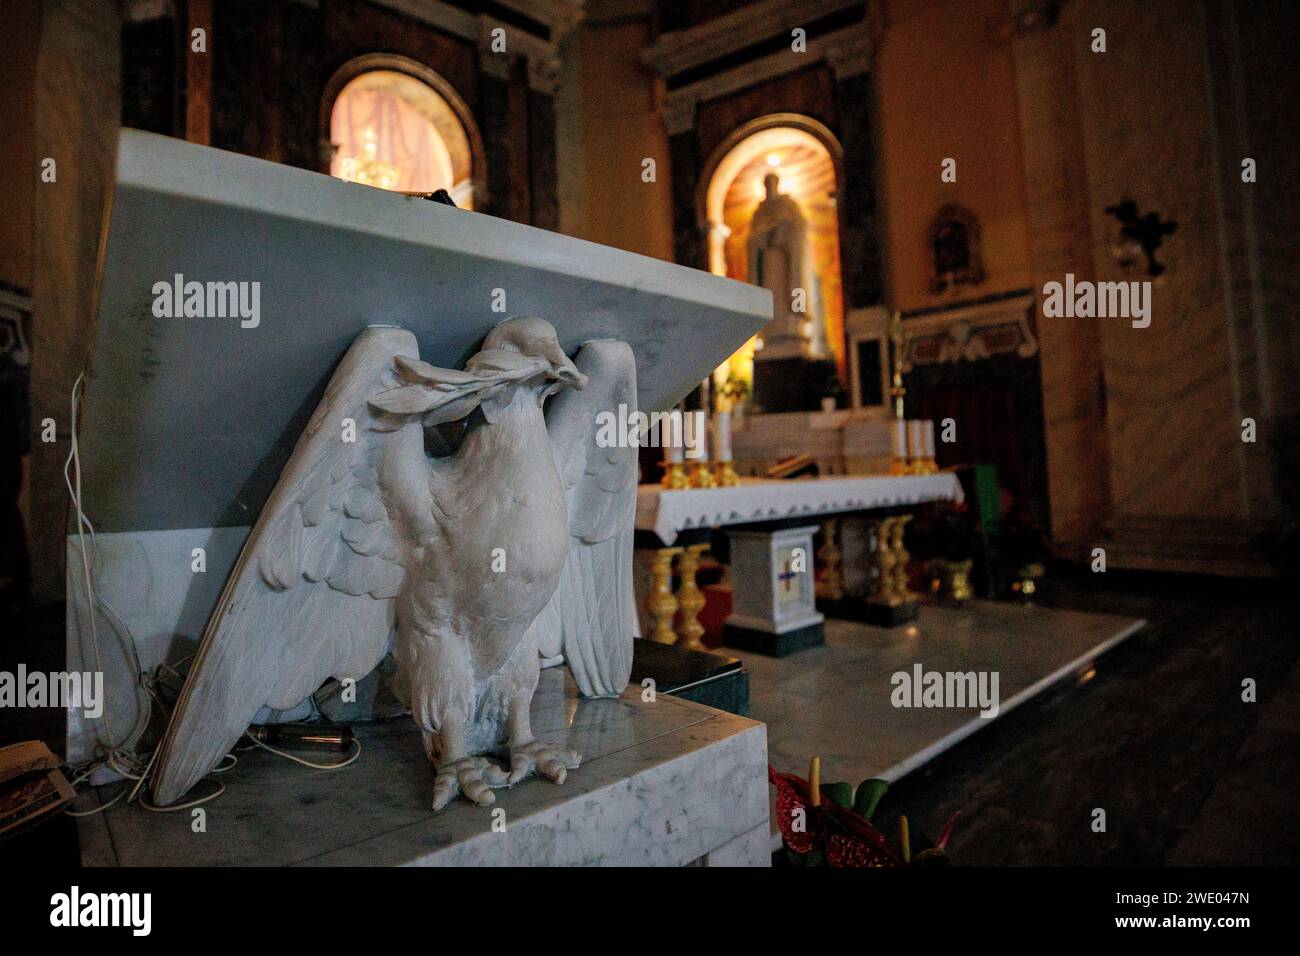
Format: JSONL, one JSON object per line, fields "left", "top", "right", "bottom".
{"left": 186, "top": 0, "right": 213, "bottom": 146}
{"left": 526, "top": 53, "right": 560, "bottom": 232}
{"left": 527, "top": 87, "right": 559, "bottom": 231}
{"left": 477, "top": 65, "right": 516, "bottom": 222}
{"left": 1200, "top": 0, "right": 1300, "bottom": 533}
{"left": 31, "top": 0, "right": 122, "bottom": 602}
{"left": 121, "top": 12, "right": 179, "bottom": 136}
{"left": 1008, "top": 2, "right": 1111, "bottom": 556}
{"left": 832, "top": 71, "right": 884, "bottom": 310}
{"left": 1065, "top": 0, "right": 1295, "bottom": 574}
{"left": 278, "top": 0, "right": 325, "bottom": 173}
{"left": 668, "top": 128, "right": 707, "bottom": 269}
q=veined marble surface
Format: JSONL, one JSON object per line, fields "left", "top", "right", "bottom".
{"left": 76, "top": 669, "right": 770, "bottom": 867}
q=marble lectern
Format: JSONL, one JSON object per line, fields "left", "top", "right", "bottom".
{"left": 68, "top": 130, "right": 771, "bottom": 863}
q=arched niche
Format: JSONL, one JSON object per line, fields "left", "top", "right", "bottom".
{"left": 321, "top": 54, "right": 486, "bottom": 209}
{"left": 697, "top": 115, "right": 847, "bottom": 402}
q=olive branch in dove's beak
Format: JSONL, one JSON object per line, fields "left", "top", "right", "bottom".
{"left": 368, "top": 349, "right": 577, "bottom": 426}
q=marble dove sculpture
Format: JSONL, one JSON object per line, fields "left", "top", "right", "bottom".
{"left": 151, "top": 318, "right": 638, "bottom": 809}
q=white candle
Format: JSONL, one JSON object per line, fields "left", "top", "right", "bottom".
{"left": 907, "top": 420, "right": 923, "bottom": 460}
{"left": 684, "top": 410, "right": 707, "bottom": 460}
{"left": 892, "top": 419, "right": 907, "bottom": 459}
{"left": 714, "top": 411, "right": 733, "bottom": 462}
{"left": 922, "top": 420, "right": 936, "bottom": 459}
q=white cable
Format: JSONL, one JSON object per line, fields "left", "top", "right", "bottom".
{"left": 60, "top": 373, "right": 362, "bottom": 818}
{"left": 65, "top": 786, "right": 129, "bottom": 817}
{"left": 64, "top": 375, "right": 117, "bottom": 750}
{"left": 135, "top": 779, "right": 227, "bottom": 813}
{"left": 59, "top": 371, "right": 219, "bottom": 817}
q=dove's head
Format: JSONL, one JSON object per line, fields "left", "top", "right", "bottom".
{"left": 368, "top": 317, "right": 585, "bottom": 428}
{"left": 478, "top": 317, "right": 586, "bottom": 391}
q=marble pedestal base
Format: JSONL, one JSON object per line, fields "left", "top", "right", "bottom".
{"left": 723, "top": 620, "right": 825, "bottom": 657}
{"left": 74, "top": 670, "right": 770, "bottom": 867}
{"left": 725, "top": 525, "right": 825, "bottom": 637}
{"left": 753, "top": 355, "right": 817, "bottom": 413}
{"left": 752, "top": 355, "right": 839, "bottom": 414}
{"left": 819, "top": 597, "right": 920, "bottom": 628}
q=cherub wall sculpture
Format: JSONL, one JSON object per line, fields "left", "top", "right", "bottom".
{"left": 151, "top": 318, "right": 637, "bottom": 809}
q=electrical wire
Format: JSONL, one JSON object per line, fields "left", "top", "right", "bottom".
{"left": 59, "top": 372, "right": 362, "bottom": 819}
{"left": 242, "top": 731, "right": 363, "bottom": 770}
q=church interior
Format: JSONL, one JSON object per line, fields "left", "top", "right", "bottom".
{"left": 1, "top": 0, "right": 1297, "bottom": 880}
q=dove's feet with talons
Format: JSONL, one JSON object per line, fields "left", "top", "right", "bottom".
{"left": 507, "top": 740, "right": 581, "bottom": 786}
{"left": 431, "top": 756, "right": 511, "bottom": 811}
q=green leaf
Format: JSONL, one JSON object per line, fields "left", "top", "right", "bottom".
{"left": 854, "top": 778, "right": 889, "bottom": 821}
{"left": 820, "top": 781, "right": 854, "bottom": 809}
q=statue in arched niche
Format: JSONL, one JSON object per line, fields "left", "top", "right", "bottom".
{"left": 747, "top": 173, "right": 826, "bottom": 359}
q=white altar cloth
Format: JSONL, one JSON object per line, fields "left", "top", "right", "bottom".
{"left": 636, "top": 473, "right": 965, "bottom": 545}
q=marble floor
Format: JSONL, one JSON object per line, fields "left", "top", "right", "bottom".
{"left": 724, "top": 600, "right": 1145, "bottom": 849}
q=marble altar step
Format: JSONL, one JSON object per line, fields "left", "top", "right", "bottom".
{"left": 726, "top": 600, "right": 1144, "bottom": 849}
{"left": 75, "top": 670, "right": 769, "bottom": 867}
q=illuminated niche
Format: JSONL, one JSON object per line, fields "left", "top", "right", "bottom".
{"left": 325, "top": 60, "right": 480, "bottom": 208}
{"left": 700, "top": 116, "right": 846, "bottom": 406}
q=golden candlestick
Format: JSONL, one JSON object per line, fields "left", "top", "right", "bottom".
{"left": 674, "top": 543, "right": 709, "bottom": 650}
{"left": 713, "top": 460, "right": 741, "bottom": 486}
{"left": 889, "top": 309, "right": 907, "bottom": 422}
{"left": 689, "top": 460, "right": 716, "bottom": 488}
{"left": 816, "top": 518, "right": 844, "bottom": 600}
{"left": 661, "top": 460, "right": 689, "bottom": 489}
{"left": 646, "top": 547, "right": 684, "bottom": 643}
{"left": 889, "top": 310, "right": 912, "bottom": 475}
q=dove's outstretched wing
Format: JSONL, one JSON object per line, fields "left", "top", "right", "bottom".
{"left": 538, "top": 340, "right": 639, "bottom": 698}
{"left": 152, "top": 327, "right": 427, "bottom": 806}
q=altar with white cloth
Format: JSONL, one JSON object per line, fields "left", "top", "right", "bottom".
{"left": 637, "top": 473, "right": 963, "bottom": 546}
{"left": 634, "top": 473, "right": 964, "bottom": 655}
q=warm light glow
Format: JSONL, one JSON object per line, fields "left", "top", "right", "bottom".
{"left": 704, "top": 124, "right": 845, "bottom": 395}
{"left": 336, "top": 126, "right": 400, "bottom": 190}
{"left": 329, "top": 69, "right": 475, "bottom": 207}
